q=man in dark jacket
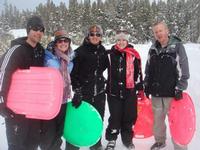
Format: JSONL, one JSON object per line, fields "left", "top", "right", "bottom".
{"left": 0, "top": 16, "right": 45, "bottom": 150}
{"left": 144, "top": 21, "right": 190, "bottom": 150}
{"left": 65, "top": 25, "right": 109, "bottom": 150}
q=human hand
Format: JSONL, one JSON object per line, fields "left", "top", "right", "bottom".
{"left": 145, "top": 92, "right": 150, "bottom": 99}
{"left": 137, "top": 90, "right": 145, "bottom": 100}
{"left": 174, "top": 89, "right": 183, "bottom": 100}
{"left": 0, "top": 103, "right": 15, "bottom": 118}
{"left": 72, "top": 89, "right": 82, "bottom": 108}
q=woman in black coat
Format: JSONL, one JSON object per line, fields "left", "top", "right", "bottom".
{"left": 66, "top": 25, "right": 109, "bottom": 150}
{"left": 105, "top": 30, "right": 144, "bottom": 150}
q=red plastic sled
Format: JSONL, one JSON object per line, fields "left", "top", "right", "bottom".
{"left": 168, "top": 92, "right": 196, "bottom": 145}
{"left": 133, "top": 96, "right": 154, "bottom": 138}
{"left": 7, "top": 67, "right": 64, "bottom": 120}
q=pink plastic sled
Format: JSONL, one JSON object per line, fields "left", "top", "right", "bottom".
{"left": 133, "top": 96, "right": 154, "bottom": 138}
{"left": 7, "top": 67, "right": 63, "bottom": 120}
{"left": 168, "top": 92, "right": 196, "bottom": 145}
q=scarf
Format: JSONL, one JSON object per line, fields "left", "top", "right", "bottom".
{"left": 115, "top": 45, "right": 141, "bottom": 89}
{"left": 55, "top": 48, "right": 71, "bottom": 103}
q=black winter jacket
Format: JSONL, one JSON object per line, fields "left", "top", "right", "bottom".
{"left": 107, "top": 44, "right": 143, "bottom": 99}
{"left": 70, "top": 38, "right": 109, "bottom": 98}
{"left": 0, "top": 37, "right": 44, "bottom": 103}
{"left": 144, "top": 36, "right": 190, "bottom": 97}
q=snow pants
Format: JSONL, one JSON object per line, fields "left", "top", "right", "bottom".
{"left": 151, "top": 96, "right": 188, "bottom": 150}
{"left": 105, "top": 90, "right": 137, "bottom": 146}
{"left": 40, "top": 103, "right": 67, "bottom": 150}
{"left": 65, "top": 92, "right": 106, "bottom": 150}
{"left": 5, "top": 114, "right": 41, "bottom": 150}
{"left": 5, "top": 103, "right": 67, "bottom": 150}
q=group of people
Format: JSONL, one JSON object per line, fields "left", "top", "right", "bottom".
{"left": 0, "top": 15, "right": 190, "bottom": 150}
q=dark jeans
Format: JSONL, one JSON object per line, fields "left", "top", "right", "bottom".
{"left": 105, "top": 91, "right": 137, "bottom": 146}
{"left": 65, "top": 92, "right": 106, "bottom": 150}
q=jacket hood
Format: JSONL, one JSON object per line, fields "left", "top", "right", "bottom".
{"left": 45, "top": 49, "right": 55, "bottom": 58}
{"left": 151, "top": 35, "right": 182, "bottom": 50}
{"left": 168, "top": 35, "right": 182, "bottom": 45}
{"left": 10, "top": 37, "right": 28, "bottom": 47}
{"left": 10, "top": 36, "right": 43, "bottom": 49}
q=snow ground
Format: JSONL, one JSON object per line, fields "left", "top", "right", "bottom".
{"left": 0, "top": 43, "right": 200, "bottom": 150}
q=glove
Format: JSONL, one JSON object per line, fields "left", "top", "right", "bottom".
{"left": 174, "top": 89, "right": 183, "bottom": 100}
{"left": 145, "top": 92, "right": 150, "bottom": 99}
{"left": 72, "top": 89, "right": 83, "bottom": 108}
{"left": 137, "top": 90, "right": 145, "bottom": 100}
{"left": 144, "top": 87, "right": 150, "bottom": 99}
{"left": 144, "top": 83, "right": 150, "bottom": 99}
{"left": 0, "top": 103, "right": 15, "bottom": 118}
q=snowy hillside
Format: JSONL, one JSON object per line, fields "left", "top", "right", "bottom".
{"left": 0, "top": 43, "right": 200, "bottom": 150}
{"left": 9, "top": 29, "right": 27, "bottom": 39}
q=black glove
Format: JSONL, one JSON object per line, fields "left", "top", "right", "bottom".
{"left": 144, "top": 82, "right": 150, "bottom": 99}
{"left": 0, "top": 103, "right": 15, "bottom": 118}
{"left": 174, "top": 89, "right": 183, "bottom": 100}
{"left": 72, "top": 89, "right": 83, "bottom": 108}
{"left": 145, "top": 92, "right": 150, "bottom": 99}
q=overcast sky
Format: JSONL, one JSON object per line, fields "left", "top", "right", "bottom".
{"left": 0, "top": 0, "right": 162, "bottom": 12}
{"left": 0, "top": 0, "right": 69, "bottom": 11}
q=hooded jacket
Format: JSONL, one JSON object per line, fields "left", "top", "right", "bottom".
{"left": 144, "top": 36, "right": 190, "bottom": 97}
{"left": 70, "top": 38, "right": 109, "bottom": 98}
{"left": 0, "top": 37, "right": 44, "bottom": 103}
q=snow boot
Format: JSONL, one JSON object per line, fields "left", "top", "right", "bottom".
{"left": 105, "top": 140, "right": 116, "bottom": 150}
{"left": 150, "top": 142, "right": 166, "bottom": 150}
{"left": 90, "top": 145, "right": 103, "bottom": 150}
{"left": 124, "top": 142, "right": 135, "bottom": 150}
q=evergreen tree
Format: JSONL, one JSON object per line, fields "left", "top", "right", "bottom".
{"left": 68, "top": 0, "right": 84, "bottom": 44}
{"left": 0, "top": 0, "right": 200, "bottom": 52}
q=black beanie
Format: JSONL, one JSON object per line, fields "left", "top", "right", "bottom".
{"left": 26, "top": 16, "right": 45, "bottom": 33}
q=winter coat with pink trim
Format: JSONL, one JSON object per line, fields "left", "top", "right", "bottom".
{"left": 106, "top": 44, "right": 143, "bottom": 99}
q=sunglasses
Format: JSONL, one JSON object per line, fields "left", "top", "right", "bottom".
{"left": 57, "top": 39, "right": 70, "bottom": 44}
{"left": 89, "top": 32, "right": 102, "bottom": 37}
{"left": 31, "top": 26, "right": 45, "bottom": 33}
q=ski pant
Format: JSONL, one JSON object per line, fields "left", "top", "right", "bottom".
{"left": 5, "top": 114, "right": 41, "bottom": 150}
{"left": 105, "top": 90, "right": 137, "bottom": 146}
{"left": 5, "top": 103, "right": 67, "bottom": 150}
{"left": 151, "top": 96, "right": 188, "bottom": 150}
{"left": 40, "top": 103, "right": 67, "bottom": 150}
{"left": 65, "top": 92, "right": 106, "bottom": 150}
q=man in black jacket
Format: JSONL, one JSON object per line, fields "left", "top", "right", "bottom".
{"left": 0, "top": 16, "right": 45, "bottom": 150}
{"left": 65, "top": 25, "right": 109, "bottom": 150}
{"left": 144, "top": 21, "right": 190, "bottom": 150}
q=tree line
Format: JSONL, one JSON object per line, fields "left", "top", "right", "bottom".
{"left": 0, "top": 0, "right": 200, "bottom": 52}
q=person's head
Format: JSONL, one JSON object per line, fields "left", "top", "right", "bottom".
{"left": 115, "top": 30, "right": 129, "bottom": 49}
{"left": 54, "top": 28, "right": 71, "bottom": 53}
{"left": 26, "top": 16, "right": 45, "bottom": 46}
{"left": 87, "top": 25, "right": 103, "bottom": 45}
{"left": 152, "top": 21, "right": 169, "bottom": 47}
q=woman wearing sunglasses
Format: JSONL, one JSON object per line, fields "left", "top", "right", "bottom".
{"left": 43, "top": 28, "right": 74, "bottom": 149}
{"left": 66, "top": 25, "right": 109, "bottom": 150}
